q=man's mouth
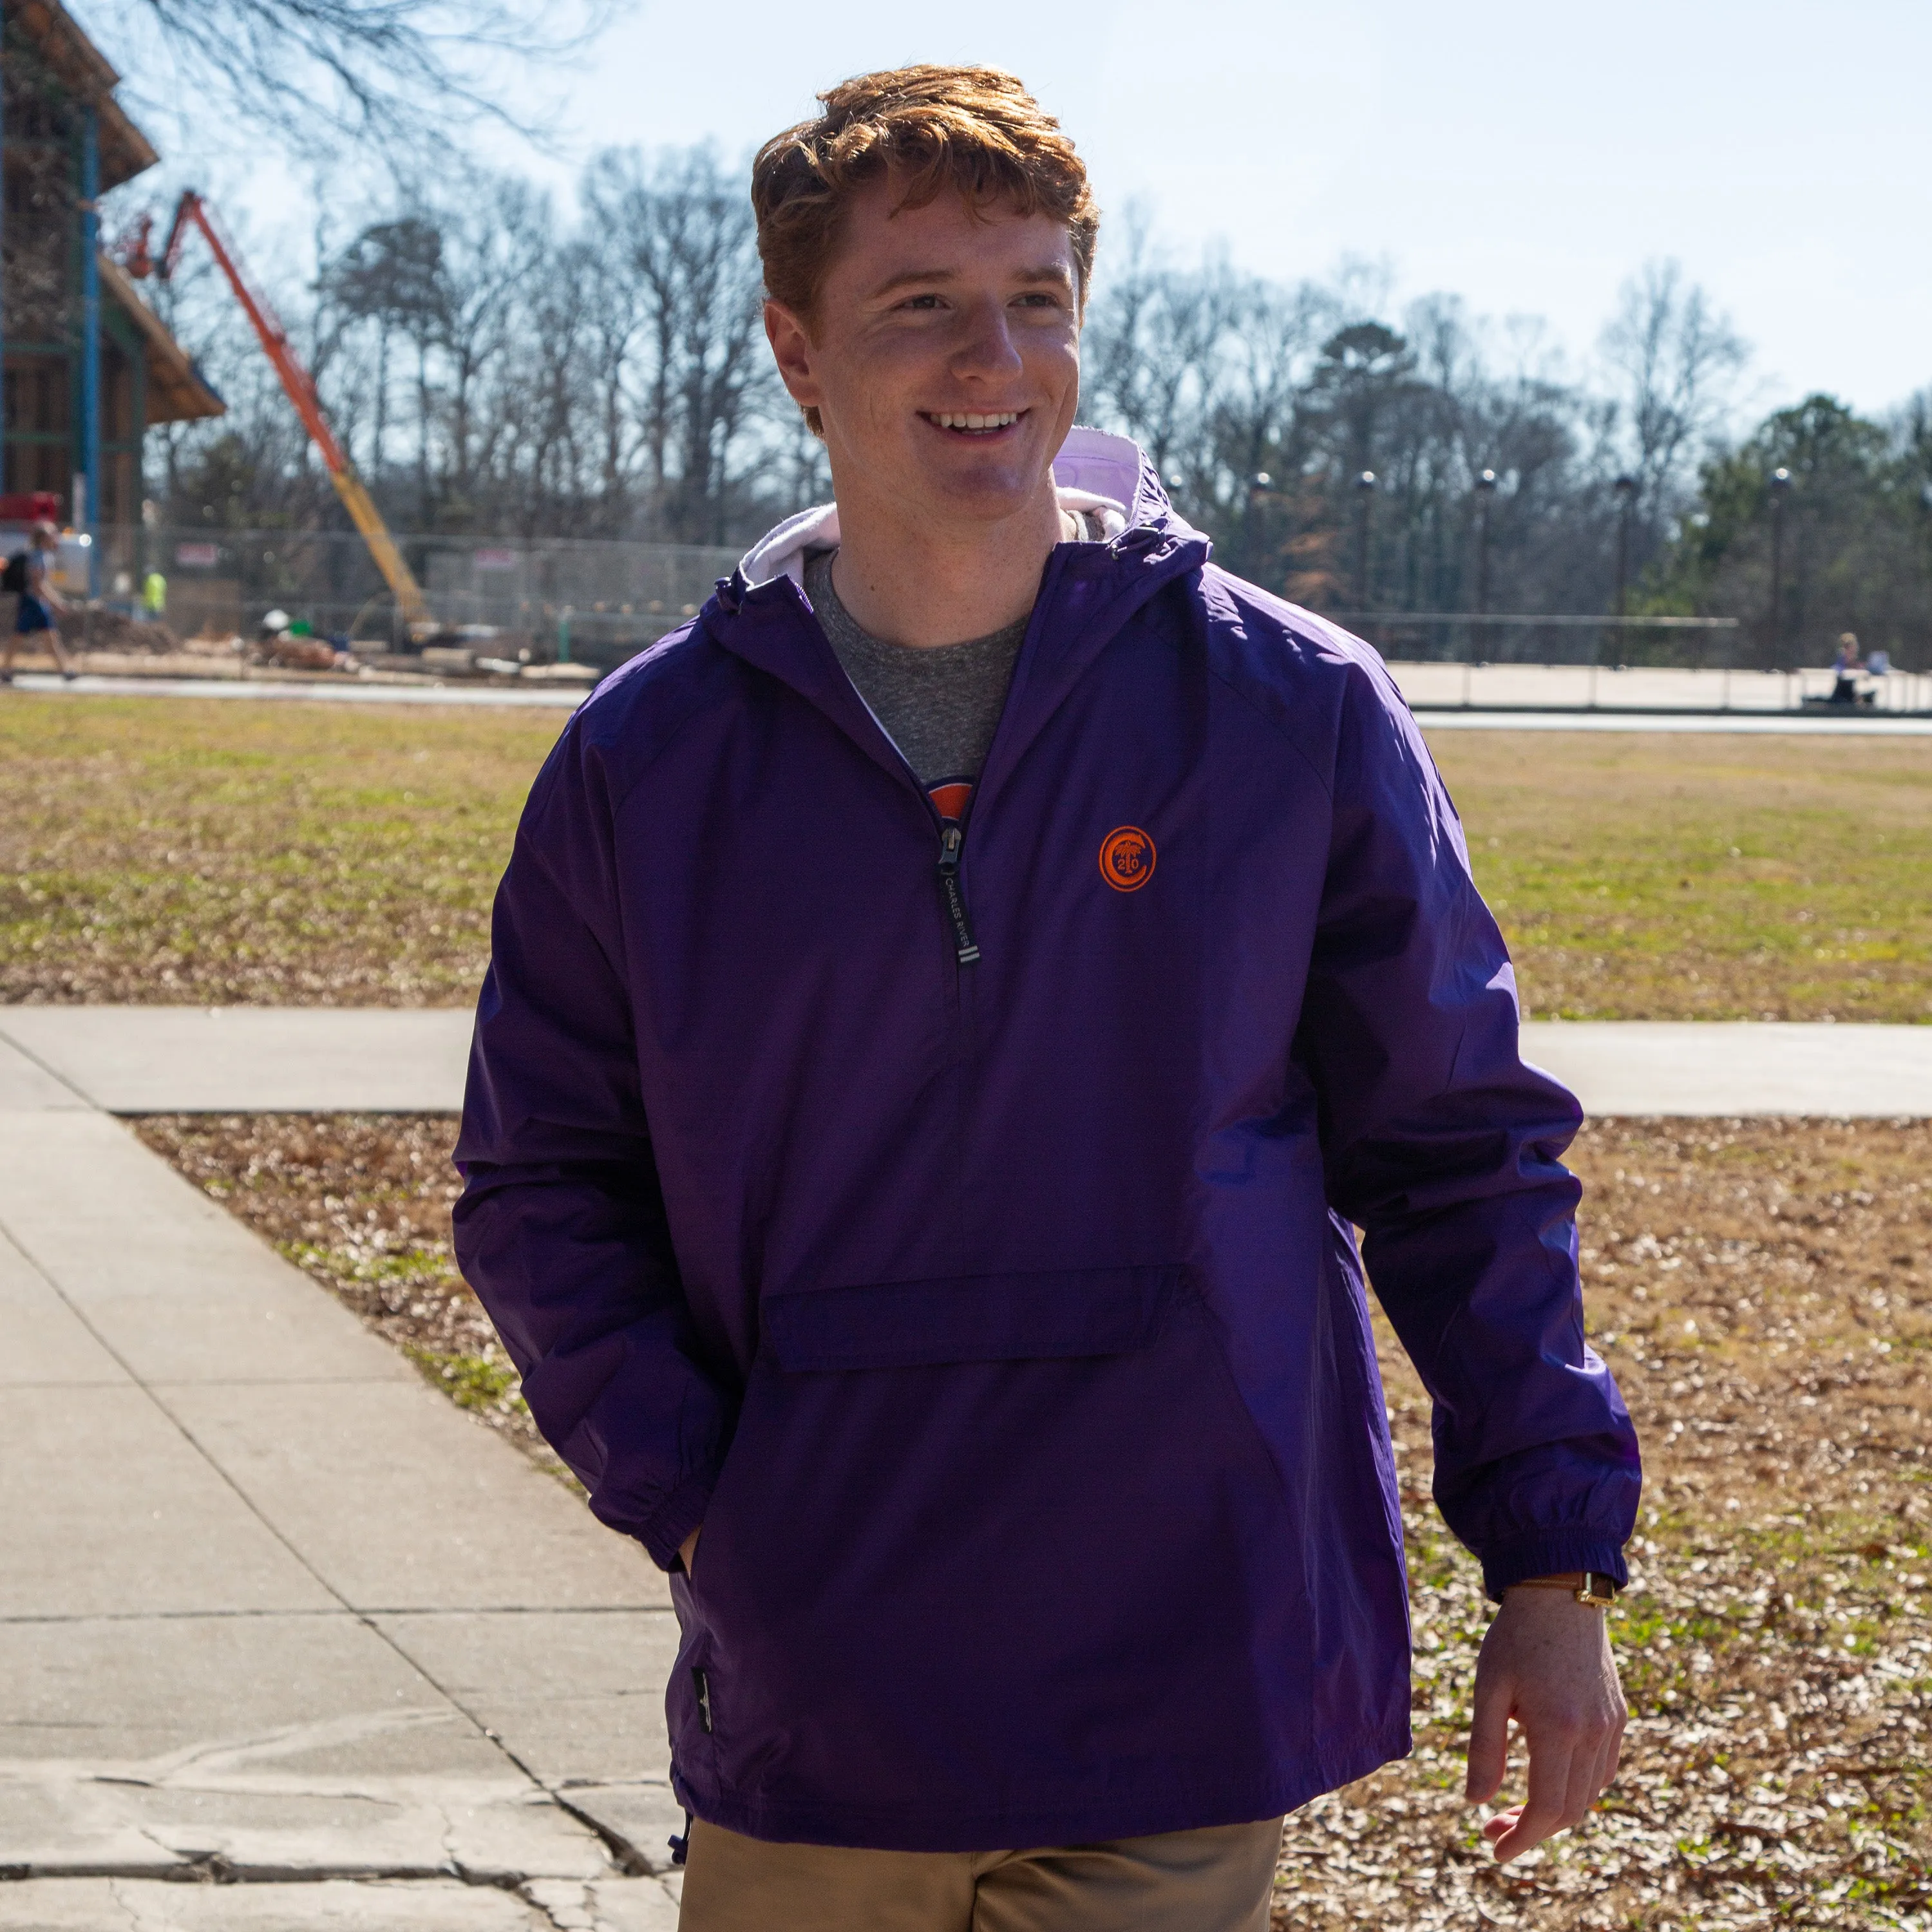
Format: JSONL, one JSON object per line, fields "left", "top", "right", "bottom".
{"left": 922, "top": 410, "right": 1024, "bottom": 436}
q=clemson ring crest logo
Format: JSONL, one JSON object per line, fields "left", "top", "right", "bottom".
{"left": 1098, "top": 826, "right": 1157, "bottom": 893}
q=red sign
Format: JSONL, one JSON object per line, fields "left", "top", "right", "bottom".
{"left": 175, "top": 542, "right": 220, "bottom": 568}
{"left": 473, "top": 547, "right": 517, "bottom": 571}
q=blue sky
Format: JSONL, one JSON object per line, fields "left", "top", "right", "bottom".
{"left": 122, "top": 0, "right": 1932, "bottom": 420}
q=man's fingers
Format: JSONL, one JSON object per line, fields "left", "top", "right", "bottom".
{"left": 1464, "top": 1676, "right": 1512, "bottom": 1803}
{"left": 1589, "top": 1711, "right": 1627, "bottom": 1812}
{"left": 1489, "top": 1725, "right": 1577, "bottom": 1862}
{"left": 1491, "top": 1708, "right": 1627, "bottom": 1862}
{"left": 1561, "top": 1721, "right": 1611, "bottom": 1827}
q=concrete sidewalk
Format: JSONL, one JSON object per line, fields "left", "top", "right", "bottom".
{"left": 3, "top": 1007, "right": 1927, "bottom": 1118}
{"left": 0, "top": 1072, "right": 687, "bottom": 1924}
{"left": 0, "top": 1006, "right": 475, "bottom": 1114}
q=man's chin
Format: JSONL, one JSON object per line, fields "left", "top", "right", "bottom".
{"left": 904, "top": 448, "right": 1057, "bottom": 524}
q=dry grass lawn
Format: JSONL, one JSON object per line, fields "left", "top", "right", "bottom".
{"left": 137, "top": 1112, "right": 1932, "bottom": 1931}
{"left": 2, "top": 696, "right": 1928, "bottom": 1021}
{"left": 1433, "top": 733, "right": 1932, "bottom": 1023}
{"left": 0, "top": 694, "right": 564, "bottom": 1004}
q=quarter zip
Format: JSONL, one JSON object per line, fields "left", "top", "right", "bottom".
{"left": 936, "top": 822, "right": 980, "bottom": 967}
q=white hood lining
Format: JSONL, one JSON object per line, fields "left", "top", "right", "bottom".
{"left": 735, "top": 426, "right": 1142, "bottom": 591}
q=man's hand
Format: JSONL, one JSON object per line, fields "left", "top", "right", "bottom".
{"left": 1464, "top": 1585, "right": 1627, "bottom": 1862}
{"left": 679, "top": 1526, "right": 701, "bottom": 1577}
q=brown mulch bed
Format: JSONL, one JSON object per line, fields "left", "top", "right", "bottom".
{"left": 135, "top": 1113, "right": 1932, "bottom": 1929}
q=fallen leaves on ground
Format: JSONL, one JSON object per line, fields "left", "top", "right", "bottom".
{"left": 137, "top": 1113, "right": 1932, "bottom": 1929}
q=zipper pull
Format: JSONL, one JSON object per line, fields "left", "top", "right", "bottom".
{"left": 936, "top": 823, "right": 980, "bottom": 966}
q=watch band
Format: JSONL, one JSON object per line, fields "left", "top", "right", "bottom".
{"left": 1508, "top": 1570, "right": 1618, "bottom": 1608}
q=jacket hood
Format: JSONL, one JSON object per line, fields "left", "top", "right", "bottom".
{"left": 734, "top": 427, "right": 1184, "bottom": 591}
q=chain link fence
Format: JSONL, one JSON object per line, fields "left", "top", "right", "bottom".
{"left": 93, "top": 528, "right": 1930, "bottom": 707}
{"left": 116, "top": 526, "right": 742, "bottom": 667}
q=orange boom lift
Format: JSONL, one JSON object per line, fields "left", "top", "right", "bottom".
{"left": 131, "top": 191, "right": 434, "bottom": 639}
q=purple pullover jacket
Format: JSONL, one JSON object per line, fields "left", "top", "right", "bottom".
{"left": 453, "top": 429, "right": 1641, "bottom": 1853}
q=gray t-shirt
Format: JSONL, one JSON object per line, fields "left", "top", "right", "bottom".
{"left": 803, "top": 516, "right": 1099, "bottom": 804}
{"left": 804, "top": 549, "right": 1026, "bottom": 798}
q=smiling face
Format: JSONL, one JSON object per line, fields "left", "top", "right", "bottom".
{"left": 764, "top": 178, "right": 1083, "bottom": 532}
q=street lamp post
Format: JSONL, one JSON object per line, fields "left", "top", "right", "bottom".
{"left": 1246, "top": 472, "right": 1276, "bottom": 589}
{"left": 1607, "top": 475, "right": 1638, "bottom": 712}
{"left": 1612, "top": 475, "right": 1637, "bottom": 618}
{"left": 1769, "top": 467, "right": 1792, "bottom": 677}
{"left": 1474, "top": 468, "right": 1498, "bottom": 616}
{"left": 1352, "top": 469, "right": 1376, "bottom": 615}
{"left": 1470, "top": 469, "right": 1499, "bottom": 703}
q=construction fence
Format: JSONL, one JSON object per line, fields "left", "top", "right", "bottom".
{"left": 95, "top": 527, "right": 1932, "bottom": 697}
{"left": 112, "top": 525, "right": 743, "bottom": 668}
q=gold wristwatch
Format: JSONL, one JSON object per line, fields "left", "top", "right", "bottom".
{"left": 1508, "top": 1570, "right": 1618, "bottom": 1608}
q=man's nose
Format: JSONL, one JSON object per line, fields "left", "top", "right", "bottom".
{"left": 949, "top": 299, "right": 1023, "bottom": 379}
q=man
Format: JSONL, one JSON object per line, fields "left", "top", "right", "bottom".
{"left": 455, "top": 66, "right": 1640, "bottom": 1931}
{"left": 1, "top": 522, "right": 77, "bottom": 681}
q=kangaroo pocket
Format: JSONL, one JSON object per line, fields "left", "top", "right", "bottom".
{"left": 676, "top": 1265, "right": 1300, "bottom": 1831}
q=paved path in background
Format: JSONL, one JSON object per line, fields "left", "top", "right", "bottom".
{"left": 0, "top": 1043, "right": 686, "bottom": 1927}
{"left": 3, "top": 1008, "right": 1926, "bottom": 1118}
{"left": 10, "top": 669, "right": 1932, "bottom": 733}
{"left": 1417, "top": 709, "right": 1932, "bottom": 736}
{"left": 1391, "top": 659, "right": 1932, "bottom": 718}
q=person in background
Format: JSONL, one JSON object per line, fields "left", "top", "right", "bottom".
{"left": 141, "top": 567, "right": 167, "bottom": 621}
{"left": 0, "top": 522, "right": 78, "bottom": 682}
{"left": 1830, "top": 632, "right": 1863, "bottom": 705}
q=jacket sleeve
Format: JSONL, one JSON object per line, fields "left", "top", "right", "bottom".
{"left": 1294, "top": 658, "right": 1641, "bottom": 1597}
{"left": 451, "top": 729, "right": 729, "bottom": 1571}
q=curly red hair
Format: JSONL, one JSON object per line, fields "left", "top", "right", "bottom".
{"left": 753, "top": 66, "right": 1099, "bottom": 433}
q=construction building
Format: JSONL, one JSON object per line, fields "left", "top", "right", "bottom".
{"left": 2, "top": 0, "right": 223, "bottom": 583}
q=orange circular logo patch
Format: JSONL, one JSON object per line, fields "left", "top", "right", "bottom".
{"left": 1098, "top": 826, "right": 1157, "bottom": 893}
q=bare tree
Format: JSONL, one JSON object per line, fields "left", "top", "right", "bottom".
{"left": 433, "top": 178, "right": 549, "bottom": 515}
{"left": 605, "top": 146, "right": 775, "bottom": 544}
{"left": 574, "top": 167, "right": 650, "bottom": 531}
{"left": 1081, "top": 219, "right": 1235, "bottom": 480}
{"left": 95, "top": 0, "right": 609, "bottom": 167}
{"left": 1599, "top": 260, "right": 1748, "bottom": 521}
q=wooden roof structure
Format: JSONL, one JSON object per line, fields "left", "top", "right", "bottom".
{"left": 98, "top": 252, "right": 225, "bottom": 421}
{"left": 5, "top": 0, "right": 225, "bottom": 424}
{"left": 6, "top": 0, "right": 159, "bottom": 189}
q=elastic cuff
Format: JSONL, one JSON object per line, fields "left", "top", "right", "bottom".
{"left": 638, "top": 1471, "right": 715, "bottom": 1573}
{"left": 1480, "top": 1530, "right": 1630, "bottom": 1602}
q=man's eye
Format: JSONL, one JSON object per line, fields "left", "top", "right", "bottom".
{"left": 900, "top": 294, "right": 944, "bottom": 310}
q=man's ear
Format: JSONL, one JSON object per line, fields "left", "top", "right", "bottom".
{"left": 764, "top": 299, "right": 821, "bottom": 412}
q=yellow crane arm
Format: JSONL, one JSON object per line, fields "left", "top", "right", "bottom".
{"left": 155, "top": 191, "right": 439, "bottom": 642}
{"left": 328, "top": 467, "right": 432, "bottom": 630}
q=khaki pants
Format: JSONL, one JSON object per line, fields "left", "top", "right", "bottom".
{"left": 677, "top": 1815, "right": 1284, "bottom": 1931}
